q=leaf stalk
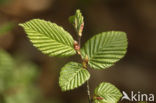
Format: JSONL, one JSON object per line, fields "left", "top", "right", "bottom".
{"left": 75, "top": 35, "right": 92, "bottom": 103}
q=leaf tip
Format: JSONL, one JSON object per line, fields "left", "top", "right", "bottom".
{"left": 76, "top": 9, "right": 81, "bottom": 13}
{"left": 18, "top": 23, "right": 24, "bottom": 27}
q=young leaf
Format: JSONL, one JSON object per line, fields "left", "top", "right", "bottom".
{"left": 69, "top": 9, "right": 84, "bottom": 36}
{"left": 19, "top": 19, "right": 76, "bottom": 57}
{"left": 59, "top": 62, "right": 90, "bottom": 91}
{"left": 81, "top": 31, "right": 128, "bottom": 69}
{"left": 94, "top": 82, "right": 122, "bottom": 103}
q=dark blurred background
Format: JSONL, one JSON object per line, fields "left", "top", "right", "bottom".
{"left": 0, "top": 0, "right": 156, "bottom": 103}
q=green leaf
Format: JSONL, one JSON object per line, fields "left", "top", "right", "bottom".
{"left": 4, "top": 86, "right": 41, "bottom": 103}
{"left": 7, "top": 62, "right": 39, "bottom": 88}
{"left": 19, "top": 19, "right": 76, "bottom": 57}
{"left": 69, "top": 9, "right": 84, "bottom": 36}
{"left": 0, "top": 49, "right": 14, "bottom": 69}
{"left": 0, "top": 49, "right": 14, "bottom": 92}
{"left": 94, "top": 82, "right": 122, "bottom": 103}
{"left": 59, "top": 62, "right": 90, "bottom": 91}
{"left": 81, "top": 31, "right": 128, "bottom": 69}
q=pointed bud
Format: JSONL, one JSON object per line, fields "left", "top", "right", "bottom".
{"left": 69, "top": 9, "right": 84, "bottom": 37}
{"left": 83, "top": 55, "right": 88, "bottom": 63}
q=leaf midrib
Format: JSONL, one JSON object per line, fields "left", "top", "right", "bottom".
{"left": 63, "top": 68, "right": 83, "bottom": 87}
{"left": 89, "top": 38, "right": 125, "bottom": 60}
{"left": 22, "top": 24, "right": 74, "bottom": 50}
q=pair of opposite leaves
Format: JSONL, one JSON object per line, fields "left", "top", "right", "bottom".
{"left": 19, "top": 14, "right": 127, "bottom": 103}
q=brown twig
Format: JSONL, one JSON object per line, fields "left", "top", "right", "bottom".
{"left": 74, "top": 35, "right": 92, "bottom": 103}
